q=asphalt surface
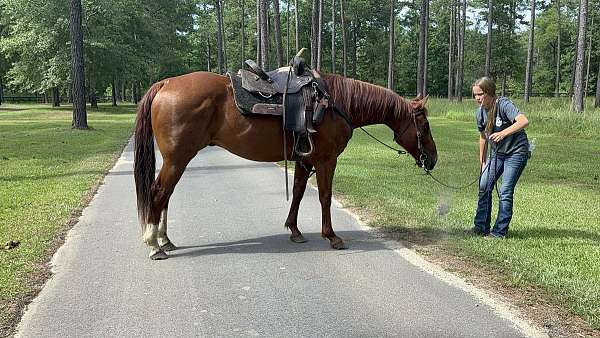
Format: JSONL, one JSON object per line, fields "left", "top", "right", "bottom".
{"left": 15, "top": 141, "right": 540, "bottom": 337}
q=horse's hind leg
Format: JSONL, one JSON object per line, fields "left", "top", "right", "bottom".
{"left": 157, "top": 205, "right": 177, "bottom": 251}
{"left": 284, "top": 161, "right": 313, "bottom": 243}
{"left": 144, "top": 158, "right": 192, "bottom": 259}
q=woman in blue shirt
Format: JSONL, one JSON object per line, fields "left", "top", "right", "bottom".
{"left": 469, "top": 77, "right": 530, "bottom": 238}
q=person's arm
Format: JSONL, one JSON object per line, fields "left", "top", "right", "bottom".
{"left": 489, "top": 113, "right": 529, "bottom": 143}
{"left": 479, "top": 133, "right": 487, "bottom": 167}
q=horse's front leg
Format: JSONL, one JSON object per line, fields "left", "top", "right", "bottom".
{"left": 157, "top": 206, "right": 177, "bottom": 251}
{"left": 284, "top": 161, "right": 313, "bottom": 243}
{"left": 315, "top": 159, "right": 347, "bottom": 249}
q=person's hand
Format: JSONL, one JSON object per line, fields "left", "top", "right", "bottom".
{"left": 489, "top": 131, "right": 507, "bottom": 143}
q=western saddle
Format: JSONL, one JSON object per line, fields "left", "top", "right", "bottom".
{"left": 227, "top": 53, "right": 331, "bottom": 158}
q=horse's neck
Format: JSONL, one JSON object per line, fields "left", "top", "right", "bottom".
{"left": 347, "top": 108, "right": 392, "bottom": 128}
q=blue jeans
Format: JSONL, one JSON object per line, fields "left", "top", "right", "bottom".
{"left": 474, "top": 152, "right": 528, "bottom": 237}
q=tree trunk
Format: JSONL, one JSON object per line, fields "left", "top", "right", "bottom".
{"left": 594, "top": 63, "right": 600, "bottom": 107}
{"left": 256, "top": 0, "right": 261, "bottom": 63}
{"left": 572, "top": 0, "right": 587, "bottom": 113}
{"left": 351, "top": 18, "right": 359, "bottom": 78}
{"left": 295, "top": 0, "right": 299, "bottom": 53}
{"left": 122, "top": 82, "right": 127, "bottom": 102}
{"left": 570, "top": 11, "right": 581, "bottom": 97}
{"left": 387, "top": 0, "right": 395, "bottom": 89}
{"left": 317, "top": 0, "right": 323, "bottom": 71}
{"left": 423, "top": 0, "right": 428, "bottom": 96}
{"left": 340, "top": 0, "right": 347, "bottom": 77}
{"left": 448, "top": 0, "right": 455, "bottom": 100}
{"left": 131, "top": 82, "right": 137, "bottom": 104}
{"left": 0, "top": 77, "right": 4, "bottom": 105}
{"left": 111, "top": 79, "right": 117, "bottom": 107}
{"left": 457, "top": 0, "right": 466, "bottom": 101}
{"left": 52, "top": 87, "right": 61, "bottom": 107}
{"left": 311, "top": 0, "right": 318, "bottom": 68}
{"left": 331, "top": 0, "right": 336, "bottom": 73}
{"left": 585, "top": 16, "right": 593, "bottom": 96}
{"left": 117, "top": 81, "right": 122, "bottom": 102}
{"left": 89, "top": 74, "right": 98, "bottom": 109}
{"left": 215, "top": 0, "right": 224, "bottom": 74}
{"left": 220, "top": 1, "right": 228, "bottom": 70}
{"left": 555, "top": 0, "right": 561, "bottom": 97}
{"left": 273, "top": 0, "right": 284, "bottom": 67}
{"left": 417, "top": 0, "right": 427, "bottom": 96}
{"left": 285, "top": 0, "right": 291, "bottom": 62}
{"left": 241, "top": 0, "right": 245, "bottom": 69}
{"left": 524, "top": 0, "right": 535, "bottom": 103}
{"left": 137, "top": 83, "right": 142, "bottom": 103}
{"left": 259, "top": 0, "right": 269, "bottom": 69}
{"left": 485, "top": 0, "right": 493, "bottom": 78}
{"left": 69, "top": 0, "right": 87, "bottom": 129}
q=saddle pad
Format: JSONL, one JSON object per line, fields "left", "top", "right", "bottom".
{"left": 227, "top": 71, "right": 283, "bottom": 116}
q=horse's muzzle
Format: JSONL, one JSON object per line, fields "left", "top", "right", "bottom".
{"left": 423, "top": 154, "right": 437, "bottom": 171}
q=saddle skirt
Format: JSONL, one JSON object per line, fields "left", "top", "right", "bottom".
{"left": 227, "top": 70, "right": 313, "bottom": 133}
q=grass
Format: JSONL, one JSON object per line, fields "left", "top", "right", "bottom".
{"left": 333, "top": 97, "right": 600, "bottom": 329}
{"left": 0, "top": 103, "right": 135, "bottom": 330}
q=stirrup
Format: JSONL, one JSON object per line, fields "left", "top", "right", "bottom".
{"left": 294, "top": 133, "right": 314, "bottom": 157}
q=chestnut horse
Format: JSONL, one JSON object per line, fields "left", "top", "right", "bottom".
{"left": 134, "top": 71, "right": 437, "bottom": 259}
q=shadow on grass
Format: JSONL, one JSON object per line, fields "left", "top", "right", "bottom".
{"left": 378, "top": 224, "right": 600, "bottom": 247}
{"left": 0, "top": 169, "right": 106, "bottom": 182}
{"left": 0, "top": 107, "right": 27, "bottom": 112}
{"left": 510, "top": 228, "right": 600, "bottom": 242}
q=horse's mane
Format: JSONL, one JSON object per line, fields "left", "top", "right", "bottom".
{"left": 322, "top": 73, "right": 414, "bottom": 124}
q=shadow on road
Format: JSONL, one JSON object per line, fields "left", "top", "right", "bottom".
{"left": 167, "top": 231, "right": 394, "bottom": 259}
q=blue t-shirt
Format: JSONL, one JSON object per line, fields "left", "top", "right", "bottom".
{"left": 476, "top": 97, "right": 529, "bottom": 155}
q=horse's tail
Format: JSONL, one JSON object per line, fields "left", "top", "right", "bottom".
{"left": 134, "top": 81, "right": 164, "bottom": 225}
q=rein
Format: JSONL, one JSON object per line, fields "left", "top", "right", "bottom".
{"left": 358, "top": 126, "right": 407, "bottom": 155}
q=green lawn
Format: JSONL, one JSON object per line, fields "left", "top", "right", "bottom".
{"left": 0, "top": 103, "right": 135, "bottom": 329}
{"left": 0, "top": 99, "right": 598, "bottom": 332}
{"left": 334, "top": 97, "right": 600, "bottom": 329}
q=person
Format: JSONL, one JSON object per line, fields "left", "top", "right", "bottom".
{"left": 468, "top": 77, "right": 530, "bottom": 239}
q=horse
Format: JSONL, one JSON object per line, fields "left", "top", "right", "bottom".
{"left": 134, "top": 71, "right": 437, "bottom": 260}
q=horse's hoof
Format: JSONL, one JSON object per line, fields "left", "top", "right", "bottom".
{"left": 290, "top": 234, "right": 307, "bottom": 243}
{"left": 160, "top": 242, "right": 177, "bottom": 252}
{"left": 149, "top": 250, "right": 168, "bottom": 260}
{"left": 330, "top": 240, "right": 347, "bottom": 250}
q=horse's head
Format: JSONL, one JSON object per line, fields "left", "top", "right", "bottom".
{"left": 388, "top": 95, "right": 437, "bottom": 171}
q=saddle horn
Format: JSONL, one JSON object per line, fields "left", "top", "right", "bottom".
{"left": 291, "top": 48, "right": 308, "bottom": 76}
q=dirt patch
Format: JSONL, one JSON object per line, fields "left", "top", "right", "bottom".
{"left": 0, "top": 145, "right": 126, "bottom": 338}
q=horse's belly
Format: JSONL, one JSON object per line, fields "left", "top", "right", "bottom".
{"left": 213, "top": 125, "right": 291, "bottom": 163}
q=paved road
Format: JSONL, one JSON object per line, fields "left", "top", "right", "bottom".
{"left": 16, "top": 141, "right": 543, "bottom": 337}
